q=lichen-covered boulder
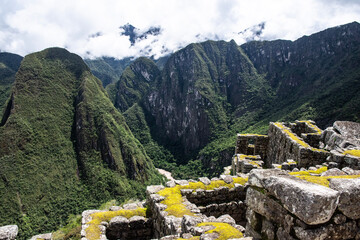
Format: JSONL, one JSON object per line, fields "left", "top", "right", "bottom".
{"left": 329, "top": 178, "right": 360, "bottom": 220}
{"left": 263, "top": 175, "right": 339, "bottom": 225}
{"left": 247, "top": 168, "right": 287, "bottom": 188}
{"left": 0, "top": 225, "right": 18, "bottom": 240}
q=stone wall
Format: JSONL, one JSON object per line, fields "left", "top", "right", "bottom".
{"left": 145, "top": 176, "right": 248, "bottom": 239}
{"left": 235, "top": 134, "right": 268, "bottom": 159}
{"left": 245, "top": 169, "right": 360, "bottom": 240}
{"left": 106, "top": 216, "right": 153, "bottom": 240}
{"left": 266, "top": 122, "right": 329, "bottom": 168}
{"left": 290, "top": 120, "right": 322, "bottom": 148}
{"left": 232, "top": 154, "right": 263, "bottom": 174}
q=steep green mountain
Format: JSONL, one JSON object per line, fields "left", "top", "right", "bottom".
{"left": 0, "top": 52, "right": 23, "bottom": 112}
{"left": 145, "top": 40, "right": 271, "bottom": 159}
{"left": 0, "top": 48, "right": 161, "bottom": 239}
{"left": 112, "top": 22, "right": 360, "bottom": 178}
{"left": 114, "top": 57, "right": 161, "bottom": 112}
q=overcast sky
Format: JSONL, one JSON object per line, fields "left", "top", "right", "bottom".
{"left": 0, "top": 0, "right": 360, "bottom": 59}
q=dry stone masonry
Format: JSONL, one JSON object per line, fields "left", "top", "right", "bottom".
{"left": 233, "top": 120, "right": 360, "bottom": 175}
{"left": 2, "top": 120, "right": 360, "bottom": 240}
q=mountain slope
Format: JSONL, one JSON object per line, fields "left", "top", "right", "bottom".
{"left": 144, "top": 40, "right": 271, "bottom": 159}
{"left": 0, "top": 48, "right": 161, "bottom": 239}
{"left": 0, "top": 52, "right": 23, "bottom": 113}
{"left": 241, "top": 21, "right": 360, "bottom": 126}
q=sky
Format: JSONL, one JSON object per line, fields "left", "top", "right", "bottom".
{"left": 0, "top": 0, "right": 360, "bottom": 60}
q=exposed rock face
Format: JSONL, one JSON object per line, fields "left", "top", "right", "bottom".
{"left": 114, "top": 57, "right": 161, "bottom": 112}
{"left": 0, "top": 225, "right": 18, "bottom": 240}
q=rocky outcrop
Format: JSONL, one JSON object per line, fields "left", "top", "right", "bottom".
{"left": 323, "top": 121, "right": 360, "bottom": 151}
{"left": 0, "top": 225, "right": 18, "bottom": 240}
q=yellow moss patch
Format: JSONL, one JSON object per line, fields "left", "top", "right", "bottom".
{"left": 295, "top": 175, "right": 360, "bottom": 187}
{"left": 85, "top": 208, "right": 147, "bottom": 240}
{"left": 238, "top": 154, "right": 259, "bottom": 160}
{"left": 158, "top": 177, "right": 248, "bottom": 218}
{"left": 343, "top": 149, "right": 360, "bottom": 158}
{"left": 298, "top": 120, "right": 322, "bottom": 134}
{"left": 197, "top": 222, "right": 243, "bottom": 240}
{"left": 158, "top": 185, "right": 195, "bottom": 217}
{"left": 249, "top": 161, "right": 261, "bottom": 167}
{"left": 274, "top": 122, "right": 327, "bottom": 152}
{"left": 290, "top": 166, "right": 328, "bottom": 176}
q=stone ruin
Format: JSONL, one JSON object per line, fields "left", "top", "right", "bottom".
{"left": 233, "top": 120, "right": 360, "bottom": 174}
{"left": 2, "top": 120, "right": 360, "bottom": 240}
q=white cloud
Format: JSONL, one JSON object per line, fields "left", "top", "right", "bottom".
{"left": 0, "top": 0, "right": 359, "bottom": 59}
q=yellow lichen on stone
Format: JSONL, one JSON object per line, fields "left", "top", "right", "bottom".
{"left": 290, "top": 166, "right": 328, "bottom": 176}
{"left": 249, "top": 161, "right": 261, "bottom": 167}
{"left": 238, "top": 154, "right": 259, "bottom": 160}
{"left": 85, "top": 208, "right": 147, "bottom": 240}
{"left": 158, "top": 185, "right": 195, "bottom": 218}
{"left": 158, "top": 177, "right": 248, "bottom": 218}
{"left": 274, "top": 122, "right": 327, "bottom": 152}
{"left": 197, "top": 222, "right": 243, "bottom": 240}
{"left": 295, "top": 175, "right": 360, "bottom": 187}
{"left": 298, "top": 120, "right": 322, "bottom": 134}
{"left": 343, "top": 149, "right": 360, "bottom": 157}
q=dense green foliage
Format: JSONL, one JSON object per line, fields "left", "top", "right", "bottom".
{"left": 0, "top": 48, "right": 162, "bottom": 239}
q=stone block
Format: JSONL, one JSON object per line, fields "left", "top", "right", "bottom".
{"left": 175, "top": 180, "right": 189, "bottom": 186}
{"left": 276, "top": 227, "right": 296, "bottom": 240}
{"left": 0, "top": 225, "right": 18, "bottom": 240}
{"left": 146, "top": 185, "right": 165, "bottom": 195}
{"left": 294, "top": 221, "right": 357, "bottom": 240}
{"left": 329, "top": 178, "right": 360, "bottom": 220}
{"left": 199, "top": 177, "right": 211, "bottom": 185}
{"left": 246, "top": 187, "right": 293, "bottom": 232}
{"left": 247, "top": 169, "right": 287, "bottom": 188}
{"left": 321, "top": 168, "right": 346, "bottom": 176}
{"left": 263, "top": 175, "right": 339, "bottom": 225}
{"left": 261, "top": 218, "right": 275, "bottom": 240}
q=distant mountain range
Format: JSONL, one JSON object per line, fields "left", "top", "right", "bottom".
{"left": 0, "top": 21, "right": 359, "bottom": 239}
